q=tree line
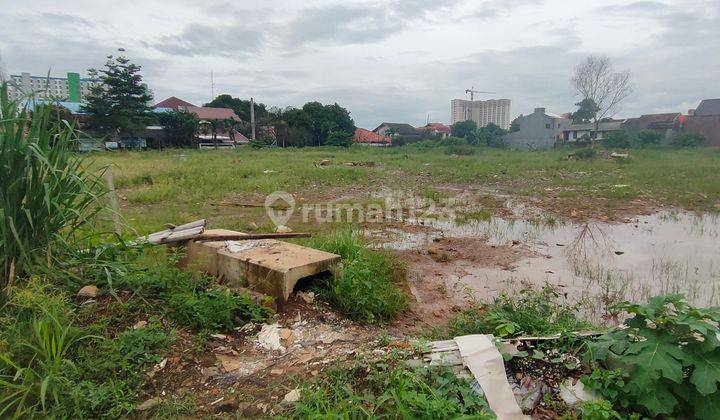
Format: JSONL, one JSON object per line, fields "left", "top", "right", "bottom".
{"left": 80, "top": 54, "right": 356, "bottom": 148}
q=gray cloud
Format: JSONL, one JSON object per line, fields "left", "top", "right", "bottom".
{"left": 151, "top": 23, "right": 266, "bottom": 57}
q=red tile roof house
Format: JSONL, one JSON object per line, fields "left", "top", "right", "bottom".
{"left": 354, "top": 128, "right": 392, "bottom": 146}
{"left": 153, "top": 97, "right": 244, "bottom": 144}
{"left": 417, "top": 123, "right": 451, "bottom": 139}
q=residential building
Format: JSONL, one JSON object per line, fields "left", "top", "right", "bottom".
{"left": 679, "top": 99, "right": 720, "bottom": 146}
{"left": 7, "top": 72, "right": 98, "bottom": 102}
{"left": 153, "top": 96, "right": 196, "bottom": 110}
{"left": 153, "top": 96, "right": 243, "bottom": 143}
{"left": 502, "top": 107, "right": 570, "bottom": 150}
{"left": 621, "top": 113, "right": 680, "bottom": 142}
{"left": 562, "top": 120, "right": 624, "bottom": 143}
{"left": 373, "top": 122, "right": 421, "bottom": 140}
{"left": 692, "top": 98, "right": 720, "bottom": 116}
{"left": 417, "top": 123, "right": 451, "bottom": 139}
{"left": 450, "top": 98, "right": 511, "bottom": 130}
{"left": 354, "top": 128, "right": 391, "bottom": 146}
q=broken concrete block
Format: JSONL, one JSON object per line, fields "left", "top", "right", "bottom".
{"left": 182, "top": 229, "right": 340, "bottom": 301}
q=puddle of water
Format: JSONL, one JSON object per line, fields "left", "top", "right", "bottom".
{"left": 373, "top": 210, "right": 720, "bottom": 320}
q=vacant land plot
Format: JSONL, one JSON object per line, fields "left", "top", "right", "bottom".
{"left": 95, "top": 146, "right": 720, "bottom": 233}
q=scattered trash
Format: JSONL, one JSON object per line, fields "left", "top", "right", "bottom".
{"left": 614, "top": 250, "right": 625, "bottom": 255}
{"left": 148, "top": 358, "right": 167, "bottom": 378}
{"left": 133, "top": 320, "right": 147, "bottom": 329}
{"left": 454, "top": 335, "right": 526, "bottom": 419}
{"left": 279, "top": 328, "right": 293, "bottom": 341}
{"left": 257, "top": 324, "right": 285, "bottom": 352}
{"left": 511, "top": 376, "right": 549, "bottom": 412}
{"left": 610, "top": 152, "right": 629, "bottom": 158}
{"left": 262, "top": 169, "right": 276, "bottom": 174}
{"left": 77, "top": 285, "right": 98, "bottom": 298}
{"left": 283, "top": 388, "right": 301, "bottom": 403}
{"left": 297, "top": 291, "right": 315, "bottom": 303}
{"left": 559, "top": 378, "right": 597, "bottom": 406}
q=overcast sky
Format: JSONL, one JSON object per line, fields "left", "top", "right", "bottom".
{"left": 1, "top": 0, "right": 718, "bottom": 128}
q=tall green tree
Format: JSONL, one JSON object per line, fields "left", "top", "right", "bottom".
{"left": 204, "top": 94, "right": 268, "bottom": 122}
{"left": 82, "top": 55, "right": 154, "bottom": 136}
{"left": 157, "top": 110, "right": 199, "bottom": 147}
{"left": 451, "top": 120, "right": 477, "bottom": 138}
{"left": 570, "top": 98, "right": 599, "bottom": 124}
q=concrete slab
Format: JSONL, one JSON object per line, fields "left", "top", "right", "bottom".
{"left": 182, "top": 229, "right": 340, "bottom": 301}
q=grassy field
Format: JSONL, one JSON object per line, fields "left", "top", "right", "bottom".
{"left": 93, "top": 145, "right": 720, "bottom": 234}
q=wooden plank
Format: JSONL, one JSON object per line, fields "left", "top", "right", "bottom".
{"left": 195, "top": 232, "right": 311, "bottom": 241}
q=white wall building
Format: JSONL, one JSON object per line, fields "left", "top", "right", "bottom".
{"left": 450, "top": 98, "right": 511, "bottom": 130}
{"left": 7, "top": 72, "right": 98, "bottom": 102}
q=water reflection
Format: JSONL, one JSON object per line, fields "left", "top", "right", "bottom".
{"left": 372, "top": 210, "right": 720, "bottom": 321}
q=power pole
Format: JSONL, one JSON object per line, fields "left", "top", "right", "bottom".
{"left": 250, "top": 97, "right": 256, "bottom": 140}
{"left": 210, "top": 70, "right": 215, "bottom": 100}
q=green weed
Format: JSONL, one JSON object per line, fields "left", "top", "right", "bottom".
{"left": 584, "top": 294, "right": 720, "bottom": 419}
{"left": 166, "top": 288, "right": 273, "bottom": 333}
{"left": 309, "top": 230, "right": 408, "bottom": 323}
{"left": 451, "top": 284, "right": 592, "bottom": 338}
{"left": 283, "top": 353, "right": 495, "bottom": 418}
{"left": 0, "top": 311, "right": 99, "bottom": 418}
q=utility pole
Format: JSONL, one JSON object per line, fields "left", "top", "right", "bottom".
{"left": 210, "top": 70, "right": 215, "bottom": 100}
{"left": 250, "top": 97, "right": 256, "bottom": 140}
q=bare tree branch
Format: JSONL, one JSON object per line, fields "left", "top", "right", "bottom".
{"left": 571, "top": 56, "right": 633, "bottom": 137}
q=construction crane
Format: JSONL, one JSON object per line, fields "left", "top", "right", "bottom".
{"left": 465, "top": 87, "right": 496, "bottom": 102}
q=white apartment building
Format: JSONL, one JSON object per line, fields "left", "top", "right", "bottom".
{"left": 7, "top": 72, "right": 98, "bottom": 102}
{"left": 450, "top": 98, "right": 511, "bottom": 130}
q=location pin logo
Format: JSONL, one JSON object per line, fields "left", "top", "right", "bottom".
{"left": 265, "top": 191, "right": 295, "bottom": 227}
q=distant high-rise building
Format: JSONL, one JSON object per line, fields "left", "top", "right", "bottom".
{"left": 450, "top": 98, "right": 511, "bottom": 130}
{"left": 7, "top": 72, "right": 99, "bottom": 102}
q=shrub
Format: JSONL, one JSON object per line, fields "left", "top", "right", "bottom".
{"left": 309, "top": 230, "right": 407, "bottom": 323}
{"left": 635, "top": 129, "right": 662, "bottom": 146}
{"left": 584, "top": 294, "right": 720, "bottom": 418}
{"left": 672, "top": 133, "right": 704, "bottom": 148}
{"left": 249, "top": 135, "right": 275, "bottom": 148}
{"left": 443, "top": 136, "right": 467, "bottom": 146}
{"left": 0, "top": 83, "right": 105, "bottom": 290}
{"left": 574, "top": 147, "right": 597, "bottom": 160}
{"left": 325, "top": 131, "right": 354, "bottom": 147}
{"left": 444, "top": 144, "right": 476, "bottom": 155}
{"left": 451, "top": 284, "right": 591, "bottom": 338}
{"left": 602, "top": 131, "right": 632, "bottom": 148}
{"left": 166, "top": 289, "right": 273, "bottom": 332}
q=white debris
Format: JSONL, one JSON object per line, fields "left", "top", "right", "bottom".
{"left": 257, "top": 324, "right": 285, "bottom": 352}
{"left": 283, "top": 388, "right": 301, "bottom": 403}
{"left": 559, "top": 378, "right": 597, "bottom": 406}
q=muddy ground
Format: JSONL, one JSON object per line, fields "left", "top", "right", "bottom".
{"left": 129, "top": 187, "right": 719, "bottom": 417}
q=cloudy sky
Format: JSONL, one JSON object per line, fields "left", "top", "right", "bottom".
{"left": 1, "top": 0, "right": 718, "bottom": 128}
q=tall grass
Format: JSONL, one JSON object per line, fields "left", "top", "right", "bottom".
{"left": 309, "top": 230, "right": 408, "bottom": 323}
{"left": 0, "top": 83, "right": 104, "bottom": 291}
